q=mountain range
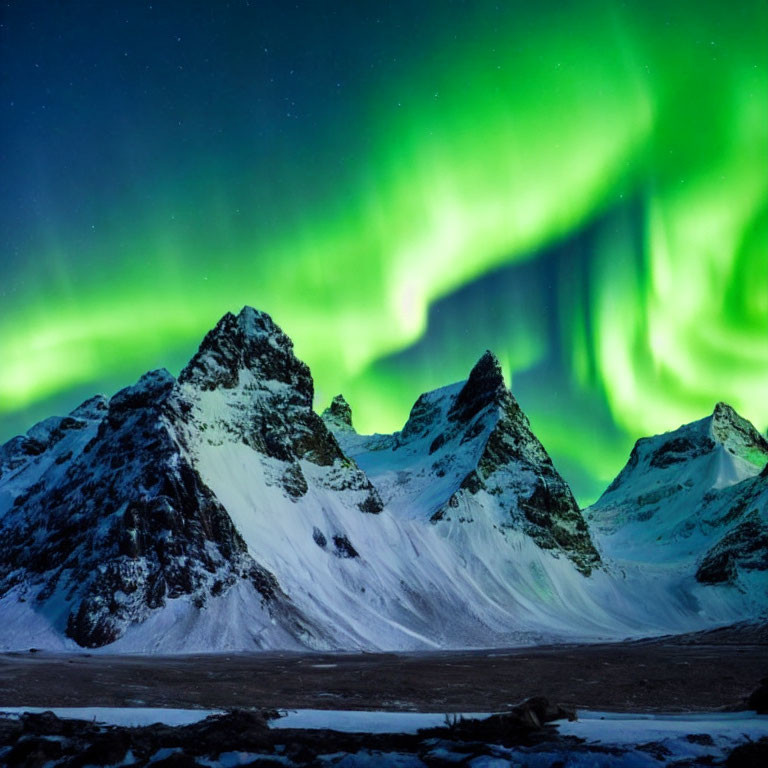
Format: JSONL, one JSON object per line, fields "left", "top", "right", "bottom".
{"left": 0, "top": 307, "right": 765, "bottom": 652}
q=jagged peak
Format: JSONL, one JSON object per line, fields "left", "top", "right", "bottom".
{"left": 449, "top": 350, "right": 507, "bottom": 423}
{"left": 322, "top": 394, "right": 354, "bottom": 431}
{"left": 196, "top": 307, "right": 294, "bottom": 354}
{"left": 709, "top": 401, "right": 765, "bottom": 442}
{"left": 470, "top": 350, "right": 504, "bottom": 384}
{"left": 235, "top": 305, "right": 290, "bottom": 344}
{"left": 178, "top": 307, "right": 313, "bottom": 405}
{"left": 710, "top": 401, "right": 745, "bottom": 437}
{"left": 712, "top": 401, "right": 737, "bottom": 420}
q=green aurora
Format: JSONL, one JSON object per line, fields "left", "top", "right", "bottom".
{"left": 1, "top": 0, "right": 766, "bottom": 503}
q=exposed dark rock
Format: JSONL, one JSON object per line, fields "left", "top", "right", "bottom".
{"left": 686, "top": 733, "right": 715, "bottom": 746}
{"left": 5, "top": 736, "right": 63, "bottom": 767}
{"left": 176, "top": 709, "right": 272, "bottom": 753}
{"left": 726, "top": 737, "right": 768, "bottom": 768}
{"left": 248, "top": 564, "right": 281, "bottom": 603}
{"left": 333, "top": 534, "right": 359, "bottom": 559}
{"left": 357, "top": 493, "right": 384, "bottom": 514}
{"left": 636, "top": 483, "right": 683, "bottom": 507}
{"left": 521, "top": 478, "right": 597, "bottom": 575}
{"left": 69, "top": 730, "right": 132, "bottom": 767}
{"left": 0, "top": 364, "right": 294, "bottom": 649}
{"left": 460, "top": 470, "right": 484, "bottom": 495}
{"left": 179, "top": 308, "right": 313, "bottom": 404}
{"left": 281, "top": 462, "right": 308, "bottom": 499}
{"left": 712, "top": 402, "right": 768, "bottom": 460}
{"left": 636, "top": 740, "right": 674, "bottom": 760}
{"left": 429, "top": 432, "right": 447, "bottom": 454}
{"left": 0, "top": 702, "right": 587, "bottom": 767}
{"left": 448, "top": 350, "right": 506, "bottom": 423}
{"left": 430, "top": 508, "right": 446, "bottom": 522}
{"left": 400, "top": 392, "right": 442, "bottom": 441}
{"left": 419, "top": 696, "right": 575, "bottom": 746}
{"left": 470, "top": 394, "right": 600, "bottom": 575}
{"left": 696, "top": 511, "right": 768, "bottom": 584}
{"left": 650, "top": 436, "right": 715, "bottom": 468}
{"left": 312, "top": 527, "right": 327, "bottom": 549}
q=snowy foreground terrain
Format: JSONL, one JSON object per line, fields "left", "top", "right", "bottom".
{"left": 0, "top": 306, "right": 766, "bottom": 652}
{"left": 1, "top": 705, "right": 766, "bottom": 766}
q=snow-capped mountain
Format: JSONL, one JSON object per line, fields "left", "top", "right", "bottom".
{"left": 585, "top": 403, "right": 768, "bottom": 617}
{"left": 0, "top": 362, "right": 320, "bottom": 650}
{"left": 0, "top": 306, "right": 765, "bottom": 652}
{"left": 329, "top": 351, "right": 600, "bottom": 576}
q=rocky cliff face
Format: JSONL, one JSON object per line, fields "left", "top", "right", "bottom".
{"left": 0, "top": 366, "right": 304, "bottom": 648}
{"left": 447, "top": 353, "right": 599, "bottom": 576}
{"left": 321, "top": 394, "right": 355, "bottom": 433}
{"left": 179, "top": 309, "right": 343, "bottom": 468}
{"left": 692, "top": 466, "right": 768, "bottom": 586}
{"left": 696, "top": 508, "right": 768, "bottom": 584}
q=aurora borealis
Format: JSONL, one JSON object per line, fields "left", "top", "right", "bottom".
{"left": 1, "top": 1, "right": 766, "bottom": 503}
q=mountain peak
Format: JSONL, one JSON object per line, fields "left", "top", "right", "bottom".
{"left": 470, "top": 349, "right": 504, "bottom": 382}
{"left": 235, "top": 305, "right": 284, "bottom": 340}
{"left": 322, "top": 394, "right": 354, "bottom": 431}
{"left": 178, "top": 307, "right": 313, "bottom": 405}
{"left": 594, "top": 402, "right": 768, "bottom": 512}
{"left": 449, "top": 350, "right": 506, "bottom": 422}
{"left": 709, "top": 402, "right": 768, "bottom": 467}
{"left": 712, "top": 401, "right": 736, "bottom": 417}
{"left": 711, "top": 401, "right": 743, "bottom": 434}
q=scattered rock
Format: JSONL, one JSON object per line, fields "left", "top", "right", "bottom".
{"left": 686, "top": 733, "right": 715, "bottom": 745}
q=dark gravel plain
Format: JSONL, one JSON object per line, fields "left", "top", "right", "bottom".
{"left": 1, "top": 624, "right": 766, "bottom": 713}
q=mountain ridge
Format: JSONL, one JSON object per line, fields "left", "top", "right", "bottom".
{"left": 0, "top": 306, "right": 765, "bottom": 652}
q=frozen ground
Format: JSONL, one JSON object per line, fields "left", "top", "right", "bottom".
{"left": 0, "top": 705, "right": 766, "bottom": 766}
{"left": 0, "top": 706, "right": 221, "bottom": 727}
{"left": 271, "top": 709, "right": 492, "bottom": 733}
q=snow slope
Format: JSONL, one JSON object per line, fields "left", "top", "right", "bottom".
{"left": 184, "top": 350, "right": 622, "bottom": 649}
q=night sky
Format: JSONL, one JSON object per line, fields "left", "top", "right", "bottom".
{"left": 1, "top": 0, "right": 766, "bottom": 504}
